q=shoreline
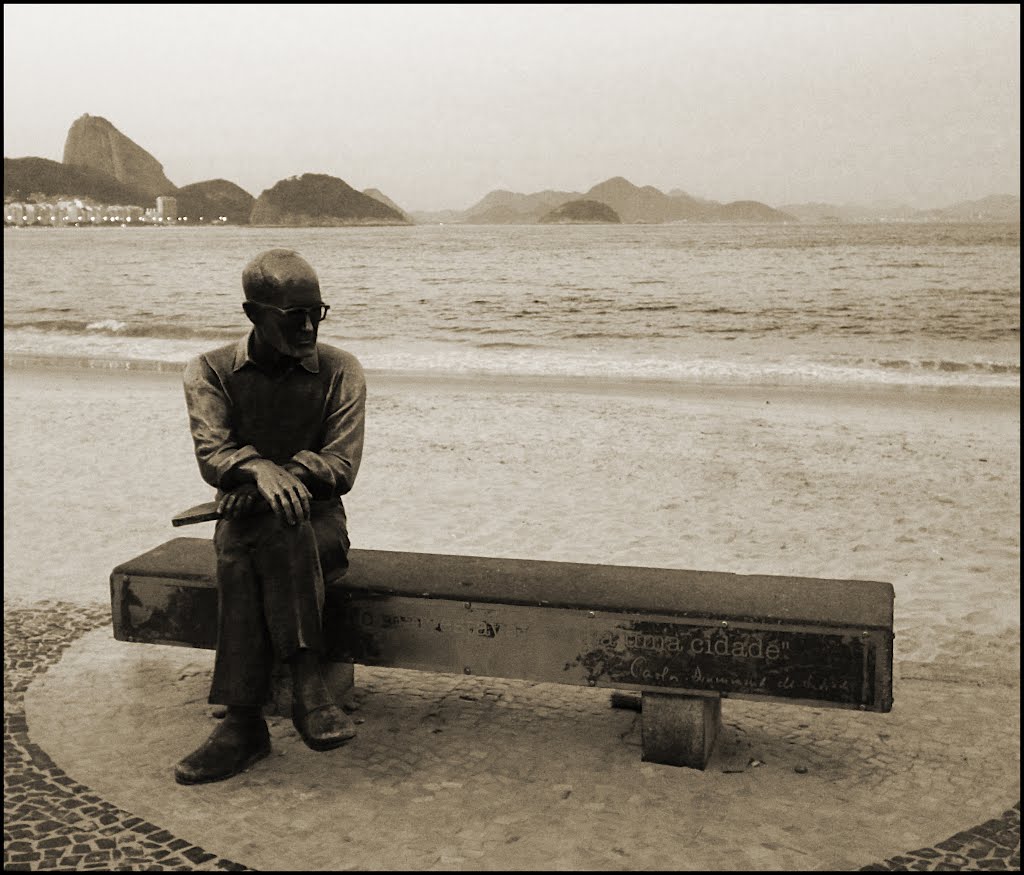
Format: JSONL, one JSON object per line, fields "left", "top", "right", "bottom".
{"left": 4, "top": 351, "right": 1019, "bottom": 411}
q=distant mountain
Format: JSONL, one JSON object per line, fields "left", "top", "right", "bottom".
{"left": 3, "top": 156, "right": 154, "bottom": 205}
{"left": 715, "top": 200, "right": 796, "bottom": 222}
{"left": 176, "top": 179, "right": 255, "bottom": 224}
{"left": 778, "top": 196, "right": 1019, "bottom": 223}
{"left": 408, "top": 188, "right": 583, "bottom": 224}
{"left": 463, "top": 188, "right": 580, "bottom": 223}
{"left": 62, "top": 114, "right": 176, "bottom": 199}
{"left": 710, "top": 200, "right": 792, "bottom": 223}
{"left": 779, "top": 201, "right": 919, "bottom": 222}
{"left": 538, "top": 199, "right": 621, "bottom": 224}
{"left": 919, "top": 195, "right": 1019, "bottom": 222}
{"left": 11, "top": 114, "right": 1016, "bottom": 227}
{"left": 429, "top": 177, "right": 792, "bottom": 224}
{"left": 363, "top": 188, "right": 408, "bottom": 220}
{"left": 584, "top": 177, "right": 700, "bottom": 223}
{"left": 5, "top": 115, "right": 405, "bottom": 226}
{"left": 465, "top": 204, "right": 537, "bottom": 224}
{"left": 250, "top": 173, "right": 409, "bottom": 225}
{"left": 668, "top": 188, "right": 718, "bottom": 206}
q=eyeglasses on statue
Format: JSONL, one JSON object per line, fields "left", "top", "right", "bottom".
{"left": 250, "top": 302, "right": 331, "bottom": 325}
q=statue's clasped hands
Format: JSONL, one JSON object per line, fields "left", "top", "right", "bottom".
{"left": 220, "top": 460, "right": 312, "bottom": 525}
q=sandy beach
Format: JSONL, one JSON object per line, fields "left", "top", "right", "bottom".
{"left": 4, "top": 357, "right": 1021, "bottom": 869}
{"left": 4, "top": 357, "right": 1019, "bottom": 679}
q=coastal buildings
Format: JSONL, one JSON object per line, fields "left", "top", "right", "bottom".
{"left": 156, "top": 196, "right": 177, "bottom": 223}
{"left": 4, "top": 194, "right": 221, "bottom": 226}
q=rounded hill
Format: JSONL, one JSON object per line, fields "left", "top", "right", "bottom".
{"left": 538, "top": 199, "right": 621, "bottom": 224}
{"left": 176, "top": 179, "right": 255, "bottom": 224}
{"left": 250, "top": 174, "right": 409, "bottom": 226}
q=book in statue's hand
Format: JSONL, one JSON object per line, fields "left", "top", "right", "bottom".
{"left": 171, "top": 499, "right": 274, "bottom": 527}
{"left": 171, "top": 501, "right": 222, "bottom": 527}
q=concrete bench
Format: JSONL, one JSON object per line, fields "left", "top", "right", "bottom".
{"left": 110, "top": 537, "right": 894, "bottom": 769}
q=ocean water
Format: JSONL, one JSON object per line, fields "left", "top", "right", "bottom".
{"left": 3, "top": 222, "right": 1020, "bottom": 389}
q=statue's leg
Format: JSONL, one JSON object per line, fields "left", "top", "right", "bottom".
{"left": 242, "top": 510, "right": 355, "bottom": 750}
{"left": 175, "top": 518, "right": 275, "bottom": 784}
{"left": 247, "top": 512, "right": 326, "bottom": 659}
{"left": 208, "top": 517, "right": 275, "bottom": 707}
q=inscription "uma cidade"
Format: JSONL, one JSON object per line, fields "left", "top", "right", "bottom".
{"left": 610, "top": 630, "right": 791, "bottom": 661}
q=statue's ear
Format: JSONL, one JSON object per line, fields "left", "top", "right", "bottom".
{"left": 242, "top": 301, "right": 261, "bottom": 326}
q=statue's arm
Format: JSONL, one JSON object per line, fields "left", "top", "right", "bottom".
{"left": 182, "top": 356, "right": 261, "bottom": 489}
{"left": 290, "top": 358, "right": 367, "bottom": 500}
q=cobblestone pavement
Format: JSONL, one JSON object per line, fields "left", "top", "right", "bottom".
{"left": 5, "top": 604, "right": 249, "bottom": 871}
{"left": 5, "top": 601, "right": 1021, "bottom": 871}
{"left": 862, "top": 803, "right": 1019, "bottom": 871}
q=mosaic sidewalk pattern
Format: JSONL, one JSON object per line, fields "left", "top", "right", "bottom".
{"left": 4, "top": 601, "right": 1021, "bottom": 871}
{"left": 861, "top": 803, "right": 1020, "bottom": 871}
{"left": 4, "top": 603, "right": 249, "bottom": 871}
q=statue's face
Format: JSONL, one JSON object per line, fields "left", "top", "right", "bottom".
{"left": 251, "top": 281, "right": 325, "bottom": 359}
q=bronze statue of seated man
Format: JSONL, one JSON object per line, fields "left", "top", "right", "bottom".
{"left": 175, "top": 248, "right": 366, "bottom": 784}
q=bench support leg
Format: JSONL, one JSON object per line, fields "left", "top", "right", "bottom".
{"left": 265, "top": 661, "right": 356, "bottom": 719}
{"left": 640, "top": 692, "right": 721, "bottom": 769}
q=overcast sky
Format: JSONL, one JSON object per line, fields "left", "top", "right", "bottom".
{"left": 3, "top": 3, "right": 1019, "bottom": 211}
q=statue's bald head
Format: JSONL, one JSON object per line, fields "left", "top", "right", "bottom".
{"left": 242, "top": 249, "right": 321, "bottom": 305}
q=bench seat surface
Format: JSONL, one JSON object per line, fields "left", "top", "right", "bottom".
{"left": 113, "top": 537, "right": 893, "bottom": 630}
{"left": 112, "top": 537, "right": 895, "bottom": 712}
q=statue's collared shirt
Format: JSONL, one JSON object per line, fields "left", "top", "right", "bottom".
{"left": 183, "top": 331, "right": 366, "bottom": 503}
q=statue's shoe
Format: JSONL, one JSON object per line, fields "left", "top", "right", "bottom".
{"left": 174, "top": 719, "right": 271, "bottom": 785}
{"left": 292, "top": 702, "right": 357, "bottom": 751}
